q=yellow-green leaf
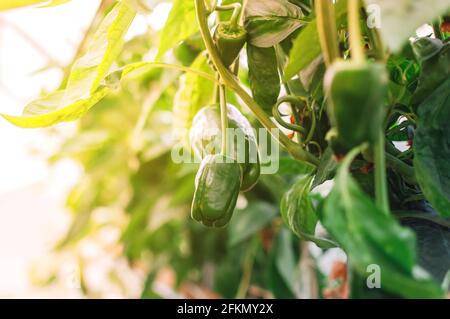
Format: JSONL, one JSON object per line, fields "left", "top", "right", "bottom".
{"left": 173, "top": 53, "right": 215, "bottom": 139}
{"left": 1, "top": 1, "right": 136, "bottom": 128}
{"left": 0, "top": 0, "right": 69, "bottom": 10}
{"left": 2, "top": 87, "right": 109, "bottom": 128}
{"left": 156, "top": 0, "right": 199, "bottom": 59}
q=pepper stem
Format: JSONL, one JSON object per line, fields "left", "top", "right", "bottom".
{"left": 374, "top": 129, "right": 389, "bottom": 214}
{"left": 219, "top": 84, "right": 228, "bottom": 156}
{"left": 315, "top": 0, "right": 340, "bottom": 67}
{"left": 215, "top": 3, "right": 242, "bottom": 30}
{"left": 348, "top": 0, "right": 365, "bottom": 63}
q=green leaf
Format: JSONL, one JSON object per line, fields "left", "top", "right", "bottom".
{"left": 1, "top": 1, "right": 136, "bottom": 128}
{"left": 363, "top": 0, "right": 450, "bottom": 52}
{"left": 402, "top": 217, "right": 450, "bottom": 283}
{"left": 414, "top": 78, "right": 450, "bottom": 217}
{"left": 68, "top": 2, "right": 136, "bottom": 94}
{"left": 277, "top": 156, "right": 316, "bottom": 176}
{"left": 244, "top": 0, "right": 305, "bottom": 48}
{"left": 412, "top": 39, "right": 450, "bottom": 106}
{"left": 228, "top": 201, "right": 278, "bottom": 247}
{"left": 311, "top": 147, "right": 337, "bottom": 189}
{"left": 267, "top": 228, "right": 299, "bottom": 298}
{"left": 156, "top": 0, "right": 199, "bottom": 59}
{"left": 247, "top": 45, "right": 280, "bottom": 113}
{"left": 173, "top": 52, "right": 215, "bottom": 139}
{"left": 273, "top": 229, "right": 299, "bottom": 294}
{"left": 2, "top": 88, "right": 109, "bottom": 128}
{"left": 319, "top": 153, "right": 445, "bottom": 298}
{"left": 386, "top": 120, "right": 410, "bottom": 142}
{"left": 281, "top": 174, "right": 337, "bottom": 248}
{"left": 0, "top": 0, "right": 68, "bottom": 10}
{"left": 284, "top": 0, "right": 348, "bottom": 80}
{"left": 349, "top": 265, "right": 400, "bottom": 298}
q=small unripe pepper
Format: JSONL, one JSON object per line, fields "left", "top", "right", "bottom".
{"left": 213, "top": 22, "right": 247, "bottom": 67}
{"left": 324, "top": 61, "right": 388, "bottom": 154}
{"left": 191, "top": 154, "right": 242, "bottom": 228}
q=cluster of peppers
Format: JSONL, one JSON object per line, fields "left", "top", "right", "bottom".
{"left": 189, "top": 0, "right": 389, "bottom": 227}
{"left": 190, "top": 3, "right": 256, "bottom": 228}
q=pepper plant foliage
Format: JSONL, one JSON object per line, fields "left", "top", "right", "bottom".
{"left": 2, "top": 0, "right": 450, "bottom": 298}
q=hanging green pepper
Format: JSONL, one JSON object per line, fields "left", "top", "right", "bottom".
{"left": 190, "top": 104, "right": 260, "bottom": 192}
{"left": 191, "top": 154, "right": 242, "bottom": 228}
{"left": 213, "top": 22, "right": 247, "bottom": 68}
{"left": 324, "top": 61, "right": 388, "bottom": 154}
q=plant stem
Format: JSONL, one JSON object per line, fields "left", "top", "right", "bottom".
{"left": 374, "top": 130, "right": 389, "bottom": 213}
{"left": 214, "top": 73, "right": 220, "bottom": 104}
{"left": 363, "top": 2, "right": 389, "bottom": 211}
{"left": 194, "top": 0, "right": 319, "bottom": 166}
{"left": 385, "top": 153, "right": 417, "bottom": 185}
{"left": 362, "top": 10, "right": 385, "bottom": 61}
{"left": 348, "top": 0, "right": 365, "bottom": 63}
{"left": 215, "top": 3, "right": 242, "bottom": 29}
{"left": 433, "top": 19, "right": 443, "bottom": 40}
{"left": 298, "top": 241, "right": 319, "bottom": 299}
{"left": 393, "top": 211, "right": 450, "bottom": 228}
{"left": 275, "top": 45, "right": 303, "bottom": 143}
{"left": 236, "top": 236, "right": 259, "bottom": 299}
{"left": 219, "top": 85, "right": 228, "bottom": 155}
{"left": 363, "top": 149, "right": 417, "bottom": 185}
{"left": 315, "top": 0, "right": 340, "bottom": 67}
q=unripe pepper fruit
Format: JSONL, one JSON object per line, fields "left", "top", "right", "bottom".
{"left": 190, "top": 104, "right": 260, "bottom": 192}
{"left": 324, "top": 61, "right": 388, "bottom": 153}
{"left": 191, "top": 154, "right": 242, "bottom": 228}
{"left": 213, "top": 22, "right": 247, "bottom": 68}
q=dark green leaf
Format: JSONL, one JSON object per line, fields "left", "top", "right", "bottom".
{"left": 281, "top": 175, "right": 337, "bottom": 248}
{"left": 312, "top": 147, "right": 337, "bottom": 189}
{"left": 267, "top": 228, "right": 299, "bottom": 298}
{"left": 414, "top": 78, "right": 450, "bottom": 217}
{"left": 412, "top": 40, "right": 450, "bottom": 106}
{"left": 228, "top": 201, "right": 278, "bottom": 247}
{"left": 401, "top": 217, "right": 450, "bottom": 283}
{"left": 319, "top": 154, "right": 445, "bottom": 298}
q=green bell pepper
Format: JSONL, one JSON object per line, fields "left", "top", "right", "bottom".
{"left": 191, "top": 154, "right": 242, "bottom": 228}
{"left": 324, "top": 61, "right": 388, "bottom": 154}
{"left": 190, "top": 104, "right": 260, "bottom": 192}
